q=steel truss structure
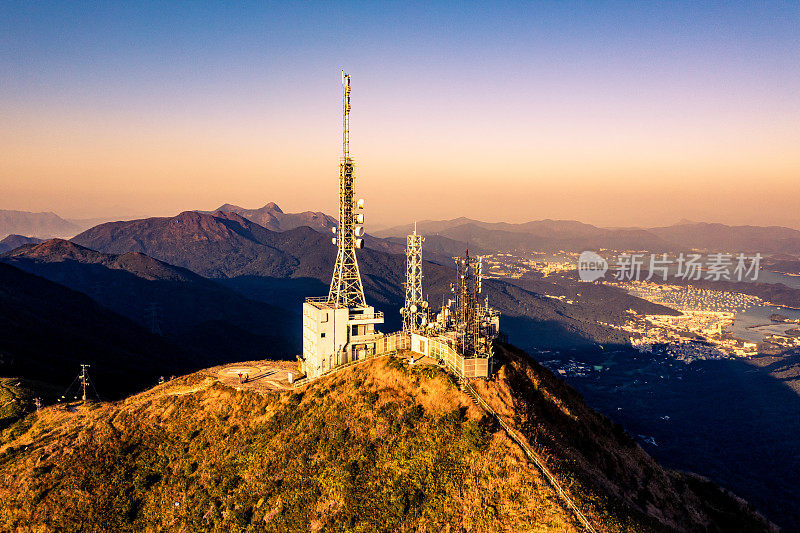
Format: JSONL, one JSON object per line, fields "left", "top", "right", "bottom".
{"left": 328, "top": 72, "right": 367, "bottom": 308}
{"left": 402, "top": 224, "right": 427, "bottom": 333}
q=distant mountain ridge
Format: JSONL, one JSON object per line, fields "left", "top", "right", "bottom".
{"left": 0, "top": 210, "right": 81, "bottom": 240}
{"left": 0, "top": 235, "right": 43, "bottom": 254}
{"left": 70, "top": 209, "right": 676, "bottom": 349}
{"left": 376, "top": 219, "right": 800, "bottom": 254}
{"left": 73, "top": 210, "right": 339, "bottom": 278}
{"left": 0, "top": 209, "right": 124, "bottom": 240}
{"left": 202, "top": 202, "right": 337, "bottom": 232}
{"left": 13, "top": 202, "right": 800, "bottom": 255}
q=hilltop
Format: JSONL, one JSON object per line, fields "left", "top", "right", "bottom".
{"left": 0, "top": 344, "right": 774, "bottom": 532}
{"left": 0, "top": 235, "right": 43, "bottom": 254}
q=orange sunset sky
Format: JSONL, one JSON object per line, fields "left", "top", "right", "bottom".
{"left": 2, "top": 3, "right": 799, "bottom": 229}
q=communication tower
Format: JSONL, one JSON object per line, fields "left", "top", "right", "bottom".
{"left": 454, "top": 250, "right": 481, "bottom": 358}
{"left": 328, "top": 72, "right": 367, "bottom": 307}
{"left": 301, "top": 72, "right": 384, "bottom": 379}
{"left": 401, "top": 223, "right": 427, "bottom": 334}
{"left": 60, "top": 363, "right": 99, "bottom": 404}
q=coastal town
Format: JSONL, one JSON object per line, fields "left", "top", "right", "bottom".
{"left": 480, "top": 253, "right": 800, "bottom": 362}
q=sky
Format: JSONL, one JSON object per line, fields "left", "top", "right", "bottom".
{"left": 2, "top": 1, "right": 799, "bottom": 229}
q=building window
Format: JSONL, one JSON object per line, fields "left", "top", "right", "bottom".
{"left": 321, "top": 332, "right": 326, "bottom": 338}
{"left": 322, "top": 312, "right": 328, "bottom": 323}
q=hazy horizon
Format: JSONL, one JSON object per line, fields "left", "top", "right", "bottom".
{"left": 6, "top": 199, "right": 800, "bottom": 234}
{"left": 3, "top": 2, "right": 799, "bottom": 229}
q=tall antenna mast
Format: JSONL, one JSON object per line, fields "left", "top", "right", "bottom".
{"left": 328, "top": 71, "right": 367, "bottom": 308}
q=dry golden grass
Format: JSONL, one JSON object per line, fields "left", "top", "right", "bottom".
{"left": 0, "top": 349, "right": 775, "bottom": 532}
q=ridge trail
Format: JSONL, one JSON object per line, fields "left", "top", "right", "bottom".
{"left": 462, "top": 379, "right": 599, "bottom": 533}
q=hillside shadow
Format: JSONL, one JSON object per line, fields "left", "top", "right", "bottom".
{"left": 532, "top": 336, "right": 800, "bottom": 531}
{"left": 219, "top": 275, "right": 328, "bottom": 309}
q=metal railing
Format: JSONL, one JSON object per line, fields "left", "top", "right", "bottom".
{"left": 294, "top": 332, "right": 409, "bottom": 387}
{"left": 462, "top": 380, "right": 598, "bottom": 533}
{"left": 348, "top": 311, "right": 384, "bottom": 321}
{"left": 293, "top": 350, "right": 397, "bottom": 388}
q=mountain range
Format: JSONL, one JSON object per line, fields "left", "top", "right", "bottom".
{"left": 203, "top": 202, "right": 337, "bottom": 232}
{"left": 8, "top": 203, "right": 800, "bottom": 255}
{"left": 0, "top": 235, "right": 42, "bottom": 254}
{"left": 1, "top": 203, "right": 799, "bottom": 528}
{"left": 69, "top": 209, "right": 675, "bottom": 350}
{"left": 376, "top": 219, "right": 800, "bottom": 254}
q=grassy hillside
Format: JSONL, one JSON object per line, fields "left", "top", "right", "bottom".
{"left": 0, "top": 348, "right": 775, "bottom": 532}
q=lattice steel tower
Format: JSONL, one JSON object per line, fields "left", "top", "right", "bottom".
{"left": 402, "top": 223, "right": 427, "bottom": 333}
{"left": 454, "top": 250, "right": 482, "bottom": 358}
{"left": 328, "top": 71, "right": 367, "bottom": 308}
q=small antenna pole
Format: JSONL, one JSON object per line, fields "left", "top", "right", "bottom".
{"left": 80, "top": 364, "right": 90, "bottom": 403}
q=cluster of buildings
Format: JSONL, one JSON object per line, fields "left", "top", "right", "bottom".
{"left": 608, "top": 311, "right": 756, "bottom": 360}
{"left": 621, "top": 281, "right": 763, "bottom": 313}
{"left": 481, "top": 252, "right": 577, "bottom": 279}
{"left": 300, "top": 74, "right": 499, "bottom": 382}
{"left": 610, "top": 282, "right": 800, "bottom": 358}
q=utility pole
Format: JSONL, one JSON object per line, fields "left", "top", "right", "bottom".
{"left": 145, "top": 303, "right": 162, "bottom": 335}
{"left": 80, "top": 364, "right": 90, "bottom": 403}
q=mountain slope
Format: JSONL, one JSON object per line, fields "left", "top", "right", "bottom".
{"left": 1, "top": 239, "right": 297, "bottom": 359}
{"left": 0, "top": 235, "right": 42, "bottom": 254}
{"left": 0, "top": 349, "right": 775, "bottom": 532}
{"left": 0, "top": 263, "right": 197, "bottom": 399}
